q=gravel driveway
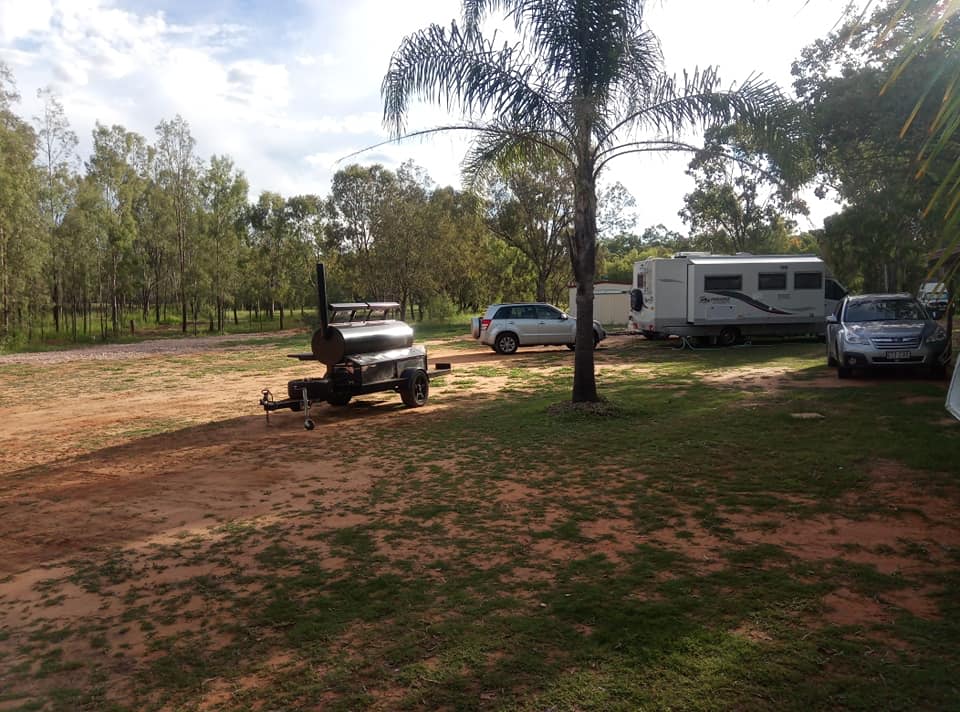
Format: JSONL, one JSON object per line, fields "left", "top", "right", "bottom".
{"left": 0, "top": 331, "right": 297, "bottom": 365}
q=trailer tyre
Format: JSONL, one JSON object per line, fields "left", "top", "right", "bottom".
{"left": 304, "top": 418, "right": 315, "bottom": 430}
{"left": 718, "top": 327, "right": 740, "bottom": 347}
{"left": 400, "top": 369, "right": 429, "bottom": 407}
{"left": 327, "top": 393, "right": 352, "bottom": 406}
{"left": 494, "top": 332, "right": 519, "bottom": 355}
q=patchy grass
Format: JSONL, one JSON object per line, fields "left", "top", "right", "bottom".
{"left": 1, "top": 336, "right": 959, "bottom": 710}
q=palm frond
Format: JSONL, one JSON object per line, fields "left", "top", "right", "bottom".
{"left": 596, "top": 67, "right": 786, "bottom": 156}
{"left": 461, "top": 121, "right": 574, "bottom": 189}
{"left": 382, "top": 20, "right": 565, "bottom": 137}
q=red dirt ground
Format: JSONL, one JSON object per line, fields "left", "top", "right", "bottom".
{"left": 0, "top": 334, "right": 957, "bottom": 708}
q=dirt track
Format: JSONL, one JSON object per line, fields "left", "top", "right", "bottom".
{"left": 0, "top": 334, "right": 479, "bottom": 574}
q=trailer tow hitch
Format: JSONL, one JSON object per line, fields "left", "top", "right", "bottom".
{"left": 260, "top": 389, "right": 274, "bottom": 425}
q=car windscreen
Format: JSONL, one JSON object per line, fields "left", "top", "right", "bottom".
{"left": 844, "top": 300, "right": 925, "bottom": 322}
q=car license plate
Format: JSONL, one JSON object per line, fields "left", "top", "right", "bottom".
{"left": 891, "top": 351, "right": 911, "bottom": 360}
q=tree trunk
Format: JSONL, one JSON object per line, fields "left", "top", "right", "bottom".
{"left": 110, "top": 252, "right": 119, "bottom": 336}
{"left": 569, "top": 153, "right": 599, "bottom": 403}
{"left": 0, "top": 227, "right": 8, "bottom": 337}
{"left": 52, "top": 275, "right": 61, "bottom": 333}
{"left": 279, "top": 302, "right": 284, "bottom": 330}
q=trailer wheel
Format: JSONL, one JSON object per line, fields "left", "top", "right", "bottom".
{"left": 494, "top": 332, "right": 519, "bottom": 355}
{"left": 718, "top": 327, "right": 740, "bottom": 347}
{"left": 304, "top": 418, "right": 315, "bottom": 430}
{"left": 327, "top": 393, "right": 352, "bottom": 406}
{"left": 400, "top": 369, "right": 429, "bottom": 407}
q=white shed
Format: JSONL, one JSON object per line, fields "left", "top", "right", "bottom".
{"left": 567, "top": 281, "right": 631, "bottom": 326}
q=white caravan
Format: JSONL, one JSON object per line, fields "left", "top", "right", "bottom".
{"left": 627, "top": 254, "right": 847, "bottom": 345}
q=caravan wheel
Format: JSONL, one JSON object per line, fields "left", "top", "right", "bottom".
{"left": 718, "top": 327, "right": 740, "bottom": 347}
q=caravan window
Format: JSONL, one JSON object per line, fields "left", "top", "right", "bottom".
{"left": 705, "top": 275, "right": 742, "bottom": 291}
{"left": 794, "top": 272, "right": 822, "bottom": 290}
{"left": 758, "top": 273, "right": 787, "bottom": 290}
{"left": 636, "top": 272, "right": 645, "bottom": 289}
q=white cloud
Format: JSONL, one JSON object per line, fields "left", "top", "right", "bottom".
{"left": 224, "top": 60, "right": 290, "bottom": 107}
{"left": 0, "top": 0, "right": 849, "bottom": 231}
{"left": 296, "top": 53, "right": 336, "bottom": 68}
{"left": 0, "top": 0, "right": 53, "bottom": 43}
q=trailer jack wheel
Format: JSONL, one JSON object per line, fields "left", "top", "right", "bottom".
{"left": 300, "top": 387, "right": 313, "bottom": 429}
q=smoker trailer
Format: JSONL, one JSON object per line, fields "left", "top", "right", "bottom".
{"left": 259, "top": 264, "right": 451, "bottom": 429}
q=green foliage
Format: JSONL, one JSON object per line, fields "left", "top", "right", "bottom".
{"left": 0, "top": 63, "right": 45, "bottom": 344}
{"left": 793, "top": 0, "right": 959, "bottom": 290}
{"left": 680, "top": 124, "right": 810, "bottom": 255}
{"left": 481, "top": 154, "right": 574, "bottom": 303}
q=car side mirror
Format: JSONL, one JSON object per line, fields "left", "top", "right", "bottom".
{"left": 825, "top": 314, "right": 838, "bottom": 324}
{"left": 560, "top": 313, "right": 569, "bottom": 320}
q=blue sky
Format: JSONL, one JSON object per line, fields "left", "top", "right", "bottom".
{"left": 0, "top": 0, "right": 850, "bottom": 233}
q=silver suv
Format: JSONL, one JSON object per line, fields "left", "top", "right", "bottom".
{"left": 826, "top": 293, "right": 951, "bottom": 378}
{"left": 471, "top": 303, "right": 606, "bottom": 354}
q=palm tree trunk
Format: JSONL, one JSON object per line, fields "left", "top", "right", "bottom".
{"left": 570, "top": 157, "right": 599, "bottom": 403}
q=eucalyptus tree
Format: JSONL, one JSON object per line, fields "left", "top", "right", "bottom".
{"left": 285, "top": 194, "right": 326, "bottom": 310}
{"left": 679, "top": 124, "right": 808, "bottom": 255}
{"left": 383, "top": 0, "right": 788, "bottom": 402}
{"left": 325, "top": 164, "right": 396, "bottom": 296}
{"left": 793, "top": 1, "right": 955, "bottom": 289}
{"left": 33, "top": 88, "right": 78, "bottom": 333}
{"left": 483, "top": 155, "right": 573, "bottom": 303}
{"left": 374, "top": 161, "right": 438, "bottom": 318}
{"left": 249, "top": 191, "right": 296, "bottom": 328}
{"left": 0, "top": 64, "right": 43, "bottom": 340}
{"left": 155, "top": 115, "right": 199, "bottom": 333}
{"left": 87, "top": 124, "right": 149, "bottom": 335}
{"left": 58, "top": 177, "right": 107, "bottom": 337}
{"left": 199, "top": 156, "right": 248, "bottom": 331}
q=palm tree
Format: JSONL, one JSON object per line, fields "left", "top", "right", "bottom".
{"left": 382, "top": 0, "right": 788, "bottom": 402}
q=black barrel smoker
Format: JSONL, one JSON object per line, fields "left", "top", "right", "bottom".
{"left": 259, "top": 264, "right": 451, "bottom": 429}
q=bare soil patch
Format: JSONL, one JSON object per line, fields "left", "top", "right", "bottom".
{"left": 1, "top": 334, "right": 957, "bottom": 707}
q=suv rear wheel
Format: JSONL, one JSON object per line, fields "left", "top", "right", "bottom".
{"left": 494, "top": 332, "right": 519, "bottom": 354}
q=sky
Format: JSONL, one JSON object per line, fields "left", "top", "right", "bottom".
{"left": 0, "top": 0, "right": 853, "bottom": 235}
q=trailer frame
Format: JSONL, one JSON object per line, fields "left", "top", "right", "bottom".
{"left": 258, "top": 265, "right": 451, "bottom": 429}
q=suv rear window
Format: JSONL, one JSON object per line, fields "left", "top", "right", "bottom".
{"left": 535, "top": 305, "right": 562, "bottom": 319}
{"left": 494, "top": 305, "right": 537, "bottom": 319}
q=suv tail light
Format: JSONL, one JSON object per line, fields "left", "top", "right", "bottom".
{"left": 480, "top": 318, "right": 491, "bottom": 331}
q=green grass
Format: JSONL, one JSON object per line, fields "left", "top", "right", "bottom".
{"left": 2, "top": 337, "right": 959, "bottom": 710}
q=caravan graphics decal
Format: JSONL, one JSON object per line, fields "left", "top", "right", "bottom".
{"left": 704, "top": 290, "right": 796, "bottom": 315}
